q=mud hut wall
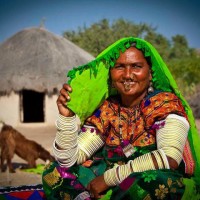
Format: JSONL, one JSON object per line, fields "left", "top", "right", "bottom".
{"left": 0, "top": 92, "right": 19, "bottom": 126}
{"left": 0, "top": 93, "right": 59, "bottom": 126}
{"left": 45, "top": 94, "right": 58, "bottom": 125}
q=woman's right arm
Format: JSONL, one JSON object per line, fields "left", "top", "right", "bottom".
{"left": 53, "top": 83, "right": 104, "bottom": 167}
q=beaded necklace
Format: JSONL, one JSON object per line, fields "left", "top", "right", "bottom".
{"left": 118, "top": 105, "right": 139, "bottom": 157}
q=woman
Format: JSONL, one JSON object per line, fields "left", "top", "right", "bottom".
{"left": 42, "top": 37, "right": 200, "bottom": 200}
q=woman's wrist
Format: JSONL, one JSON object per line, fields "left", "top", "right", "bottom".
{"left": 59, "top": 108, "right": 75, "bottom": 117}
{"left": 58, "top": 113, "right": 76, "bottom": 121}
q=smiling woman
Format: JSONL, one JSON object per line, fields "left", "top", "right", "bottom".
{"left": 110, "top": 46, "right": 152, "bottom": 107}
{"left": 42, "top": 37, "right": 200, "bottom": 200}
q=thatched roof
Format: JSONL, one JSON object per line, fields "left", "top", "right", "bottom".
{"left": 0, "top": 27, "right": 94, "bottom": 94}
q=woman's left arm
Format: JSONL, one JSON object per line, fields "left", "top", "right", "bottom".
{"left": 103, "top": 114, "right": 189, "bottom": 186}
{"left": 155, "top": 114, "right": 189, "bottom": 169}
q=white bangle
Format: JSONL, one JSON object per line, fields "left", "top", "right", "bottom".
{"left": 78, "top": 127, "right": 104, "bottom": 157}
{"left": 156, "top": 114, "right": 189, "bottom": 165}
{"left": 104, "top": 167, "right": 120, "bottom": 186}
{"left": 53, "top": 146, "right": 78, "bottom": 159}
{"left": 158, "top": 149, "right": 170, "bottom": 169}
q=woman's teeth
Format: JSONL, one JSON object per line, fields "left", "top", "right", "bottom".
{"left": 124, "top": 81, "right": 134, "bottom": 90}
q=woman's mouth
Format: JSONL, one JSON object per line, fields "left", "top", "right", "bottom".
{"left": 123, "top": 81, "right": 135, "bottom": 91}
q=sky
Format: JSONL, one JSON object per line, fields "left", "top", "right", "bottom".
{"left": 0, "top": 0, "right": 200, "bottom": 48}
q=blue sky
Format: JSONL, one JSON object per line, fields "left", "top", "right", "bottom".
{"left": 0, "top": 0, "right": 199, "bottom": 48}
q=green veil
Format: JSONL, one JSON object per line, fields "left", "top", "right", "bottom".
{"left": 66, "top": 37, "right": 200, "bottom": 196}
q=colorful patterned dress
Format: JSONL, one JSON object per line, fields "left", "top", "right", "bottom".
{"left": 42, "top": 91, "right": 195, "bottom": 200}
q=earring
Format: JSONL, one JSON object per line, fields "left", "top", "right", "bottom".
{"left": 148, "top": 81, "right": 154, "bottom": 94}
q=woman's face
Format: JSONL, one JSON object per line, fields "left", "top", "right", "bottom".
{"left": 110, "top": 47, "right": 152, "bottom": 100}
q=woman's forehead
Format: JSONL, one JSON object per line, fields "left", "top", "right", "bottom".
{"left": 116, "top": 47, "right": 147, "bottom": 62}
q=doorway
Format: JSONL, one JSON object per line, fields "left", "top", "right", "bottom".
{"left": 21, "top": 90, "right": 45, "bottom": 123}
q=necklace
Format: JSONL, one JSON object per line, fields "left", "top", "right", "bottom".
{"left": 118, "top": 105, "right": 138, "bottom": 157}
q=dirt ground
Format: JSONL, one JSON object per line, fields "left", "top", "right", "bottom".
{"left": 0, "top": 120, "right": 200, "bottom": 188}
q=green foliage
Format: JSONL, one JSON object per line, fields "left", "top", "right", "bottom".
{"left": 144, "top": 32, "right": 171, "bottom": 60}
{"left": 167, "top": 56, "right": 200, "bottom": 98}
{"left": 63, "top": 18, "right": 200, "bottom": 96}
{"left": 169, "top": 35, "right": 190, "bottom": 59}
{"left": 63, "top": 18, "right": 155, "bottom": 56}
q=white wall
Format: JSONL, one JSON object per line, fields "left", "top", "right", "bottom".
{"left": 45, "top": 94, "right": 58, "bottom": 125}
{"left": 0, "top": 92, "right": 20, "bottom": 126}
{"left": 0, "top": 92, "right": 59, "bottom": 127}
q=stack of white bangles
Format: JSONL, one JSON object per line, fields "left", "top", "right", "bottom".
{"left": 53, "top": 115, "right": 79, "bottom": 167}
{"left": 53, "top": 114, "right": 104, "bottom": 167}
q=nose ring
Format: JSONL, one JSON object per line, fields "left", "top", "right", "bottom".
{"left": 130, "top": 73, "right": 134, "bottom": 79}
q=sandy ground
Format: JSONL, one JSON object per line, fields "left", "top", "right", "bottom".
{"left": 0, "top": 120, "right": 200, "bottom": 188}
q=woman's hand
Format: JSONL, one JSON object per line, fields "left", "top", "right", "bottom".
{"left": 87, "top": 175, "right": 109, "bottom": 199}
{"left": 57, "top": 83, "right": 75, "bottom": 117}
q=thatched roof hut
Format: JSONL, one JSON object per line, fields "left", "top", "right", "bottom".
{"left": 0, "top": 27, "right": 94, "bottom": 126}
{"left": 0, "top": 27, "right": 94, "bottom": 94}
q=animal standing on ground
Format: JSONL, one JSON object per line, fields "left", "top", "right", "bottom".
{"left": 0, "top": 123, "right": 55, "bottom": 173}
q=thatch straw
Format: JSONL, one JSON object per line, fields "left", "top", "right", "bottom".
{"left": 0, "top": 27, "right": 94, "bottom": 95}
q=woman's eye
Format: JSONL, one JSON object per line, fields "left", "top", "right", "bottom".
{"left": 132, "top": 65, "right": 142, "bottom": 68}
{"left": 114, "top": 65, "right": 124, "bottom": 69}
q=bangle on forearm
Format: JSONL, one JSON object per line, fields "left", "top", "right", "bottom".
{"left": 53, "top": 140, "right": 78, "bottom": 159}
{"left": 55, "top": 134, "right": 77, "bottom": 149}
{"left": 55, "top": 114, "right": 79, "bottom": 149}
{"left": 78, "top": 126, "right": 104, "bottom": 157}
{"left": 129, "top": 153, "right": 156, "bottom": 172}
{"left": 105, "top": 151, "right": 157, "bottom": 186}
{"left": 55, "top": 137, "right": 77, "bottom": 149}
{"left": 147, "top": 153, "right": 156, "bottom": 170}
{"left": 118, "top": 164, "right": 132, "bottom": 182}
{"left": 156, "top": 114, "right": 189, "bottom": 165}
{"left": 55, "top": 121, "right": 78, "bottom": 133}
{"left": 53, "top": 143, "right": 78, "bottom": 167}
{"left": 58, "top": 114, "right": 76, "bottom": 123}
{"left": 104, "top": 149, "right": 165, "bottom": 187}
{"left": 158, "top": 149, "right": 170, "bottom": 169}
{"left": 162, "top": 147, "right": 182, "bottom": 164}
{"left": 56, "top": 151, "right": 78, "bottom": 163}
{"left": 152, "top": 151, "right": 164, "bottom": 169}
{"left": 77, "top": 149, "right": 88, "bottom": 164}
{"left": 104, "top": 167, "right": 120, "bottom": 186}
{"left": 104, "top": 146, "right": 172, "bottom": 187}
{"left": 57, "top": 157, "right": 77, "bottom": 167}
{"left": 56, "top": 114, "right": 77, "bottom": 131}
{"left": 116, "top": 152, "right": 156, "bottom": 184}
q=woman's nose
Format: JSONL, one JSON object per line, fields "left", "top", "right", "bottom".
{"left": 123, "top": 66, "right": 132, "bottom": 79}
